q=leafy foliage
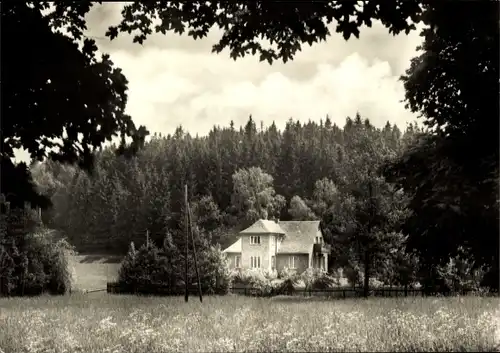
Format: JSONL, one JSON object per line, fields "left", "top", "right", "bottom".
{"left": 106, "top": 1, "right": 422, "bottom": 64}
{"left": 231, "top": 167, "right": 286, "bottom": 224}
{"left": 288, "top": 196, "right": 317, "bottom": 221}
{"left": 436, "top": 248, "right": 488, "bottom": 293}
{"left": 0, "top": 210, "right": 75, "bottom": 296}
{"left": 383, "top": 1, "right": 499, "bottom": 291}
{"left": 402, "top": 2, "right": 498, "bottom": 143}
{"left": 301, "top": 268, "right": 338, "bottom": 291}
{"left": 383, "top": 134, "right": 499, "bottom": 290}
{"left": 2, "top": 2, "right": 148, "bottom": 208}
{"left": 117, "top": 236, "right": 231, "bottom": 295}
{"left": 118, "top": 241, "right": 169, "bottom": 288}
{"left": 320, "top": 119, "right": 412, "bottom": 296}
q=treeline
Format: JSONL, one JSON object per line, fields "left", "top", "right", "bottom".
{"left": 32, "top": 113, "right": 413, "bottom": 251}
{"left": 31, "top": 113, "right": 497, "bottom": 292}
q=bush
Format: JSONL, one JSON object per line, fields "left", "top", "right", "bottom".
{"left": 229, "top": 268, "right": 280, "bottom": 296}
{"left": 117, "top": 240, "right": 231, "bottom": 295}
{"left": 274, "top": 278, "right": 295, "bottom": 295}
{"left": 301, "top": 268, "right": 338, "bottom": 291}
{"left": 279, "top": 267, "right": 299, "bottom": 280}
{"left": 0, "top": 210, "right": 74, "bottom": 296}
{"left": 198, "top": 245, "right": 232, "bottom": 295}
{"left": 343, "top": 264, "right": 363, "bottom": 287}
{"left": 118, "top": 242, "right": 171, "bottom": 288}
{"left": 232, "top": 268, "right": 275, "bottom": 284}
{"left": 436, "top": 251, "right": 487, "bottom": 292}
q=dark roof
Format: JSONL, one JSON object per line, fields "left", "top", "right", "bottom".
{"left": 278, "top": 221, "right": 321, "bottom": 254}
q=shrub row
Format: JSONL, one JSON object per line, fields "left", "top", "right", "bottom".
{"left": 229, "top": 267, "right": 339, "bottom": 296}
{"left": 116, "top": 240, "right": 231, "bottom": 295}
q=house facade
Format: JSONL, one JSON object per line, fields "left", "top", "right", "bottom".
{"left": 223, "top": 220, "right": 331, "bottom": 274}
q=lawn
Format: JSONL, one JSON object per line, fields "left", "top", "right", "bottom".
{"left": 0, "top": 294, "right": 498, "bottom": 352}
{"left": 69, "top": 254, "right": 121, "bottom": 292}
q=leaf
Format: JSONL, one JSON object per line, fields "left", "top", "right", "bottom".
{"left": 105, "top": 26, "right": 119, "bottom": 40}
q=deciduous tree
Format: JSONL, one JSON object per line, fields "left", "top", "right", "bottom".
{"left": 231, "top": 167, "right": 286, "bottom": 225}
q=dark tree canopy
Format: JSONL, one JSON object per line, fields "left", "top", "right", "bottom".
{"left": 106, "top": 1, "right": 423, "bottom": 63}
{"left": 401, "top": 2, "right": 499, "bottom": 145}
{"left": 2, "top": 2, "right": 148, "bottom": 207}
{"left": 383, "top": 2, "right": 499, "bottom": 289}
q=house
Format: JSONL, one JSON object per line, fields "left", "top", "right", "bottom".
{"left": 222, "top": 219, "right": 331, "bottom": 274}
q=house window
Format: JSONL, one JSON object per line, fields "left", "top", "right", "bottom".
{"left": 315, "top": 236, "right": 322, "bottom": 244}
{"left": 235, "top": 255, "right": 241, "bottom": 268}
{"left": 250, "top": 235, "right": 261, "bottom": 245}
{"left": 271, "top": 256, "right": 276, "bottom": 270}
{"left": 288, "top": 256, "right": 298, "bottom": 269}
{"left": 251, "top": 256, "right": 261, "bottom": 268}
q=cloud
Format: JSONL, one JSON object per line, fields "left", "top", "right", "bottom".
{"left": 110, "top": 45, "right": 420, "bottom": 136}
{"left": 83, "top": 3, "right": 423, "bottom": 135}
{"left": 14, "top": 3, "right": 424, "bottom": 163}
{"left": 160, "top": 53, "right": 415, "bottom": 133}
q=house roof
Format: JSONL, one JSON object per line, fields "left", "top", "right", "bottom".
{"left": 222, "top": 238, "right": 241, "bottom": 253}
{"left": 277, "top": 221, "right": 321, "bottom": 254}
{"left": 222, "top": 220, "right": 322, "bottom": 254}
{"left": 239, "top": 219, "right": 285, "bottom": 234}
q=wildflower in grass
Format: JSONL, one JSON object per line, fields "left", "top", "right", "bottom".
{"left": 102, "top": 344, "right": 126, "bottom": 353}
{"left": 209, "top": 337, "right": 236, "bottom": 352}
{"left": 2, "top": 296, "right": 498, "bottom": 352}
{"left": 97, "top": 316, "right": 117, "bottom": 332}
{"left": 494, "top": 308, "right": 500, "bottom": 348}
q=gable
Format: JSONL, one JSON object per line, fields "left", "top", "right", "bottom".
{"left": 239, "top": 219, "right": 285, "bottom": 234}
{"left": 277, "top": 221, "right": 321, "bottom": 253}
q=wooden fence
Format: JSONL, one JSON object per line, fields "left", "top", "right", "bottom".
{"left": 106, "top": 282, "right": 225, "bottom": 296}
{"left": 106, "top": 282, "right": 496, "bottom": 297}
{"left": 229, "top": 286, "right": 489, "bottom": 298}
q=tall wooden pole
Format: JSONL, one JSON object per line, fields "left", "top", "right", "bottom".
{"left": 187, "top": 204, "right": 203, "bottom": 303}
{"left": 184, "top": 184, "right": 189, "bottom": 302}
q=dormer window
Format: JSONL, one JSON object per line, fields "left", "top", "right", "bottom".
{"left": 250, "top": 235, "right": 261, "bottom": 245}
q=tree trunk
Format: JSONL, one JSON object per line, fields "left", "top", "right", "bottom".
{"left": 363, "top": 179, "right": 374, "bottom": 299}
{"left": 363, "top": 250, "right": 370, "bottom": 298}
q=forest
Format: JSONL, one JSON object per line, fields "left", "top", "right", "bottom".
{"left": 31, "top": 114, "right": 408, "bottom": 248}
{"left": 30, "top": 113, "right": 493, "bottom": 292}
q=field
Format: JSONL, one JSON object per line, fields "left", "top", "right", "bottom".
{"left": 0, "top": 293, "right": 499, "bottom": 352}
{"left": 69, "top": 254, "right": 121, "bottom": 292}
{"left": 1, "top": 254, "right": 499, "bottom": 352}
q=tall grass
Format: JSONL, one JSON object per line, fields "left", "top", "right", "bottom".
{"left": 0, "top": 294, "right": 498, "bottom": 352}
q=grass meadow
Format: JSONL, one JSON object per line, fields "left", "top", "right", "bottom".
{"left": 0, "top": 255, "right": 499, "bottom": 352}
{"left": 69, "top": 254, "right": 121, "bottom": 292}
{"left": 1, "top": 293, "right": 499, "bottom": 352}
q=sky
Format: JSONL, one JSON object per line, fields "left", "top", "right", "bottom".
{"left": 15, "top": 3, "right": 424, "bottom": 163}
